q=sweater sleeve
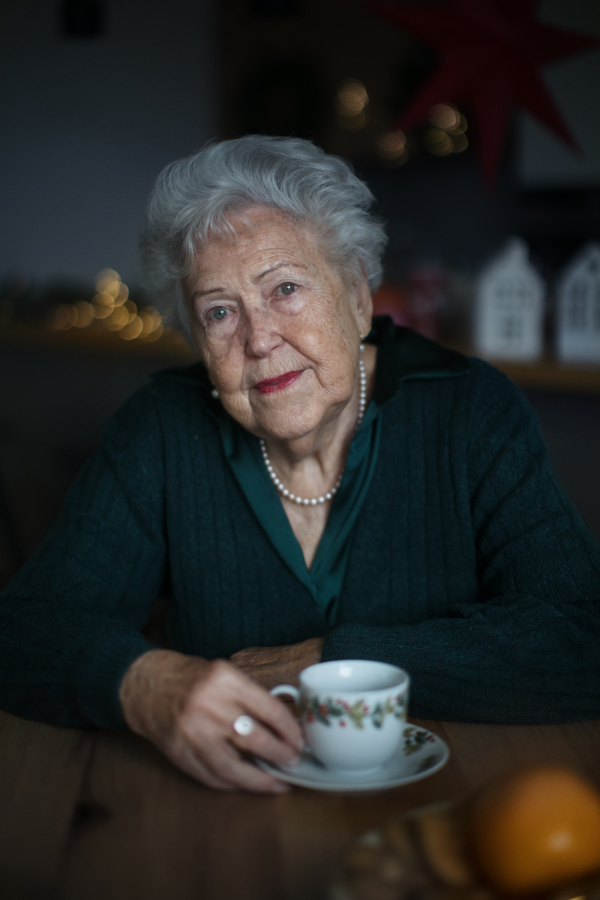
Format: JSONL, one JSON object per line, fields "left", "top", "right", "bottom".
{"left": 0, "top": 386, "right": 167, "bottom": 730}
{"left": 322, "top": 363, "right": 600, "bottom": 723}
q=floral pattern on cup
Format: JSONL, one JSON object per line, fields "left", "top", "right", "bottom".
{"left": 301, "top": 693, "right": 408, "bottom": 730}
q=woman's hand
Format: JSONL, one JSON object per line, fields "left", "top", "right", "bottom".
{"left": 119, "top": 649, "right": 304, "bottom": 793}
{"left": 229, "top": 637, "right": 325, "bottom": 689}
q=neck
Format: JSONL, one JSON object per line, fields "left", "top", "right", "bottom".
{"left": 261, "top": 345, "right": 376, "bottom": 501}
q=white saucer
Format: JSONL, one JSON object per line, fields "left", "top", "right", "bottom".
{"left": 256, "top": 725, "right": 449, "bottom": 793}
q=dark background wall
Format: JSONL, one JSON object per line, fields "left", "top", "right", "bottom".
{"left": 0, "top": 0, "right": 215, "bottom": 286}
{"left": 0, "top": 0, "right": 216, "bottom": 583}
{"left": 2, "top": 0, "right": 599, "bottom": 289}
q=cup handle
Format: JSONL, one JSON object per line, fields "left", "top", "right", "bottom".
{"left": 270, "top": 684, "right": 300, "bottom": 704}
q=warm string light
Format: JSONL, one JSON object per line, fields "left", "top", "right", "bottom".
{"left": 332, "top": 75, "right": 467, "bottom": 166}
{"left": 423, "top": 103, "right": 469, "bottom": 156}
{"left": 335, "top": 79, "right": 369, "bottom": 131}
{"left": 376, "top": 130, "right": 408, "bottom": 166}
{"left": 49, "top": 269, "right": 164, "bottom": 341}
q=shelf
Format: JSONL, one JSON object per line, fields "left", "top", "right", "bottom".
{"left": 2, "top": 320, "right": 600, "bottom": 393}
{"left": 484, "top": 358, "right": 600, "bottom": 393}
{"left": 0, "top": 320, "right": 196, "bottom": 360}
{"left": 445, "top": 341, "right": 600, "bottom": 393}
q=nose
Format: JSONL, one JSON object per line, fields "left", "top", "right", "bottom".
{"left": 243, "top": 306, "right": 281, "bottom": 358}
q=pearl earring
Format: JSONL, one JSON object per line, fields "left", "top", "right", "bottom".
{"left": 211, "top": 388, "right": 219, "bottom": 399}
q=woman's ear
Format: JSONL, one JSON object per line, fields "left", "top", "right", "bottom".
{"left": 354, "top": 272, "right": 373, "bottom": 339}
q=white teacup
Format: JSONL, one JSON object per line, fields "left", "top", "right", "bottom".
{"left": 271, "top": 659, "right": 410, "bottom": 774}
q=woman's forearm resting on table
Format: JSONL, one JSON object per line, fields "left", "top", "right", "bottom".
{"left": 322, "top": 589, "right": 600, "bottom": 723}
{"left": 229, "top": 637, "right": 325, "bottom": 689}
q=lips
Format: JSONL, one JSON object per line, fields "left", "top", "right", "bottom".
{"left": 255, "top": 370, "right": 303, "bottom": 394}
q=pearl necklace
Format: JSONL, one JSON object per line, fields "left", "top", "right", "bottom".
{"left": 260, "top": 348, "right": 367, "bottom": 506}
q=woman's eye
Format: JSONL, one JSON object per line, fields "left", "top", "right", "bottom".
{"left": 279, "top": 283, "right": 297, "bottom": 296}
{"left": 209, "top": 307, "right": 229, "bottom": 322}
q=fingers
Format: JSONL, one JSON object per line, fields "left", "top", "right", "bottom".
{"left": 197, "top": 734, "right": 291, "bottom": 793}
{"left": 128, "top": 655, "right": 302, "bottom": 793}
{"left": 232, "top": 718, "right": 301, "bottom": 768}
{"left": 232, "top": 676, "right": 304, "bottom": 752}
{"left": 170, "top": 719, "right": 290, "bottom": 793}
{"left": 167, "top": 742, "right": 235, "bottom": 792}
{"left": 190, "top": 660, "right": 304, "bottom": 753}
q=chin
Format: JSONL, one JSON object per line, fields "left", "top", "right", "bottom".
{"left": 257, "top": 411, "right": 320, "bottom": 443}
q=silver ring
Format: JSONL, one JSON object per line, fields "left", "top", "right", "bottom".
{"left": 233, "top": 714, "right": 255, "bottom": 736}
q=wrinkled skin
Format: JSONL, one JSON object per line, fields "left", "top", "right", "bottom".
{"left": 120, "top": 207, "right": 374, "bottom": 792}
{"left": 120, "top": 651, "right": 305, "bottom": 792}
{"left": 229, "top": 637, "right": 326, "bottom": 691}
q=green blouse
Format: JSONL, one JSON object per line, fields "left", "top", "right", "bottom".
{"left": 218, "top": 398, "right": 382, "bottom": 626}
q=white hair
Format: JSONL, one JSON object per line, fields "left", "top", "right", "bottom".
{"left": 140, "top": 135, "right": 388, "bottom": 338}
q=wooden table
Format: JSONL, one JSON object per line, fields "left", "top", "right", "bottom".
{"left": 2, "top": 711, "right": 600, "bottom": 900}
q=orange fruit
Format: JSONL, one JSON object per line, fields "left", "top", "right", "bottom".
{"left": 471, "top": 766, "right": 600, "bottom": 894}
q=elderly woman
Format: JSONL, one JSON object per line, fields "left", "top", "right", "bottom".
{"left": 1, "top": 136, "right": 600, "bottom": 793}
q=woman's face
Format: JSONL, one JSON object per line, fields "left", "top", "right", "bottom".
{"left": 186, "top": 208, "right": 372, "bottom": 442}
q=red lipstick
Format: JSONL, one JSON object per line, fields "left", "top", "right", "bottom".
{"left": 255, "top": 370, "right": 303, "bottom": 394}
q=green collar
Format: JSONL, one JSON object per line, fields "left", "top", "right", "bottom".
{"left": 158, "top": 317, "right": 470, "bottom": 413}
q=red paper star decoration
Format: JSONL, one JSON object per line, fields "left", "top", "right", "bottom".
{"left": 373, "top": 0, "right": 600, "bottom": 185}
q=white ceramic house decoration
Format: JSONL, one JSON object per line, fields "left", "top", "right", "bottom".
{"left": 556, "top": 242, "right": 600, "bottom": 364}
{"left": 474, "top": 238, "right": 545, "bottom": 361}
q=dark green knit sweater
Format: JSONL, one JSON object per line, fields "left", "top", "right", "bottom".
{"left": 1, "top": 321, "right": 600, "bottom": 729}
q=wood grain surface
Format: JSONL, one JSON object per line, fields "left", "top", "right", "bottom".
{"left": 1, "top": 710, "right": 599, "bottom": 900}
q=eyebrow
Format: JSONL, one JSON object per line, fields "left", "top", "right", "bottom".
{"left": 192, "top": 286, "right": 223, "bottom": 301}
{"left": 255, "top": 261, "right": 308, "bottom": 282}
{"left": 192, "top": 261, "right": 308, "bottom": 301}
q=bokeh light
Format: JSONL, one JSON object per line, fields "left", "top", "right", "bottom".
{"left": 452, "top": 133, "right": 469, "bottom": 153}
{"left": 376, "top": 130, "right": 408, "bottom": 165}
{"left": 92, "top": 292, "right": 115, "bottom": 318}
{"left": 424, "top": 127, "right": 453, "bottom": 156}
{"left": 95, "top": 272, "right": 120, "bottom": 298}
{"left": 429, "top": 103, "right": 459, "bottom": 131}
{"left": 142, "top": 324, "right": 164, "bottom": 342}
{"left": 139, "top": 307, "right": 163, "bottom": 335}
{"left": 335, "top": 79, "right": 369, "bottom": 116}
{"left": 46, "top": 268, "right": 165, "bottom": 342}
{"left": 73, "top": 300, "right": 94, "bottom": 328}
{"left": 103, "top": 305, "right": 129, "bottom": 331}
{"left": 50, "top": 303, "right": 78, "bottom": 330}
{"left": 449, "top": 114, "right": 468, "bottom": 136}
{"left": 335, "top": 79, "right": 369, "bottom": 130}
{"left": 114, "top": 283, "right": 129, "bottom": 306}
{"left": 118, "top": 316, "right": 144, "bottom": 340}
{"left": 424, "top": 103, "right": 469, "bottom": 155}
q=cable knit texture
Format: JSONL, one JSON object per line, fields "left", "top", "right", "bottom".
{"left": 1, "top": 321, "right": 599, "bottom": 729}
